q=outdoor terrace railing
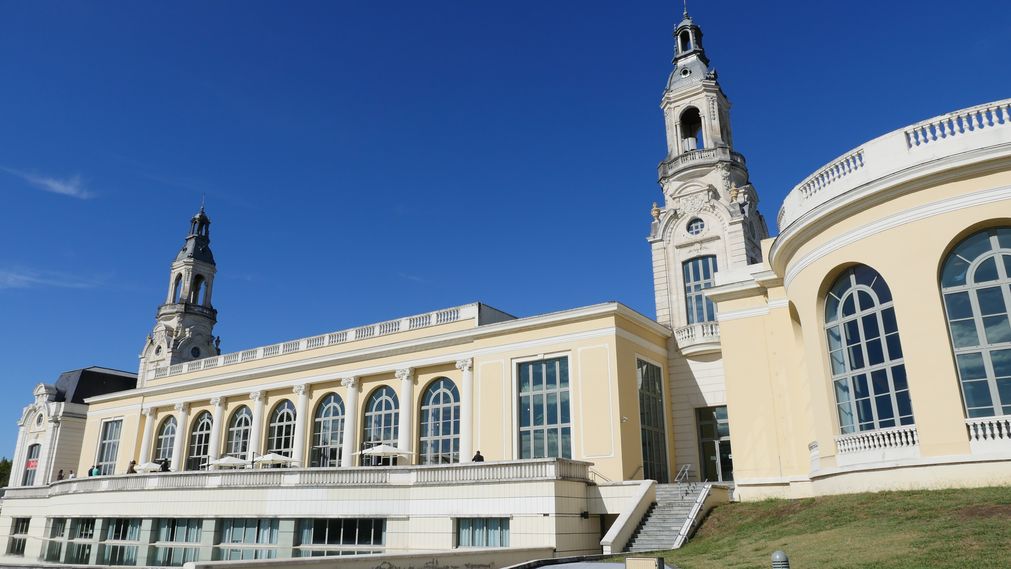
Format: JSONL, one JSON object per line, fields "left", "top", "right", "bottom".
{"left": 966, "top": 415, "right": 1011, "bottom": 446}
{"left": 673, "top": 322, "right": 720, "bottom": 354}
{"left": 657, "top": 147, "right": 745, "bottom": 180}
{"left": 149, "top": 304, "right": 476, "bottom": 381}
{"left": 777, "top": 98, "right": 1011, "bottom": 231}
{"left": 1, "top": 458, "right": 591, "bottom": 500}
{"left": 835, "top": 425, "right": 918, "bottom": 455}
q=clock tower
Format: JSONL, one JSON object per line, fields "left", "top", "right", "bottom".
{"left": 647, "top": 9, "right": 769, "bottom": 482}
{"left": 138, "top": 207, "right": 220, "bottom": 385}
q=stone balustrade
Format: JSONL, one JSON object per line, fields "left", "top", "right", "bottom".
{"left": 673, "top": 321, "right": 720, "bottom": 355}
{"left": 151, "top": 304, "right": 475, "bottom": 381}
{"left": 657, "top": 146, "right": 745, "bottom": 180}
{"left": 778, "top": 98, "right": 1011, "bottom": 231}
{"left": 965, "top": 415, "right": 1011, "bottom": 454}
{"left": 835, "top": 425, "right": 918, "bottom": 455}
{"left": 1, "top": 458, "right": 591, "bottom": 500}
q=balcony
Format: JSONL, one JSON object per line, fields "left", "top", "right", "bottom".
{"left": 657, "top": 146, "right": 745, "bottom": 181}
{"left": 777, "top": 98, "right": 1011, "bottom": 231}
{"left": 966, "top": 415, "right": 1011, "bottom": 455}
{"left": 1, "top": 458, "right": 591, "bottom": 500}
{"left": 673, "top": 322, "right": 720, "bottom": 356}
{"left": 834, "top": 425, "right": 920, "bottom": 467}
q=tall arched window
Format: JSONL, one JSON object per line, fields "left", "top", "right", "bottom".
{"left": 311, "top": 393, "right": 345, "bottom": 467}
{"left": 940, "top": 227, "right": 1011, "bottom": 417}
{"left": 172, "top": 274, "right": 183, "bottom": 303}
{"left": 21, "top": 444, "right": 40, "bottom": 486}
{"left": 225, "top": 406, "right": 252, "bottom": 459}
{"left": 186, "top": 412, "right": 213, "bottom": 471}
{"left": 155, "top": 417, "right": 177, "bottom": 463}
{"left": 825, "top": 265, "right": 913, "bottom": 433}
{"left": 191, "top": 275, "right": 206, "bottom": 305}
{"left": 419, "top": 378, "right": 460, "bottom": 465}
{"left": 680, "top": 107, "right": 704, "bottom": 151}
{"left": 362, "top": 386, "right": 399, "bottom": 466}
{"left": 267, "top": 401, "right": 297, "bottom": 457}
{"left": 683, "top": 256, "right": 718, "bottom": 324}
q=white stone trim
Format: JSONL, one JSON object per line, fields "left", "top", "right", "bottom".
{"left": 716, "top": 306, "right": 769, "bottom": 322}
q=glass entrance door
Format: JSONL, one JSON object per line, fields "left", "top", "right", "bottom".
{"left": 697, "top": 406, "right": 733, "bottom": 482}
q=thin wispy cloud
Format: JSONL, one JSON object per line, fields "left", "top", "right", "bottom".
{"left": 0, "top": 268, "right": 105, "bottom": 290}
{"left": 397, "top": 272, "right": 428, "bottom": 284}
{"left": 0, "top": 166, "right": 94, "bottom": 199}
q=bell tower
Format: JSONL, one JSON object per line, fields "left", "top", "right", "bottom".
{"left": 647, "top": 9, "right": 768, "bottom": 482}
{"left": 138, "top": 207, "right": 220, "bottom": 385}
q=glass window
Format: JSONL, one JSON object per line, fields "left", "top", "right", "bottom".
{"left": 226, "top": 406, "right": 252, "bottom": 459}
{"left": 267, "top": 401, "right": 297, "bottom": 457}
{"left": 683, "top": 256, "right": 718, "bottom": 324}
{"left": 186, "top": 412, "right": 213, "bottom": 471}
{"left": 637, "top": 360, "right": 669, "bottom": 483}
{"left": 156, "top": 519, "right": 202, "bottom": 544}
{"left": 75, "top": 518, "right": 97, "bottom": 540}
{"left": 419, "top": 378, "right": 460, "bottom": 465}
{"left": 296, "top": 519, "right": 385, "bottom": 550}
{"left": 456, "top": 518, "right": 509, "bottom": 548}
{"left": 825, "top": 266, "right": 913, "bottom": 433}
{"left": 697, "top": 406, "right": 733, "bottom": 482}
{"left": 941, "top": 228, "right": 1011, "bottom": 417}
{"left": 311, "top": 394, "right": 345, "bottom": 468}
{"left": 105, "top": 519, "right": 141, "bottom": 542}
{"left": 218, "top": 519, "right": 278, "bottom": 545}
{"left": 97, "top": 420, "right": 123, "bottom": 475}
{"left": 686, "top": 218, "right": 705, "bottom": 236}
{"left": 21, "top": 444, "right": 40, "bottom": 486}
{"left": 7, "top": 518, "right": 30, "bottom": 556}
{"left": 155, "top": 417, "right": 177, "bottom": 463}
{"left": 518, "top": 357, "right": 571, "bottom": 459}
{"left": 362, "top": 387, "right": 399, "bottom": 466}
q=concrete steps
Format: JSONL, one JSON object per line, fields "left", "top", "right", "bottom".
{"left": 624, "top": 483, "right": 704, "bottom": 552}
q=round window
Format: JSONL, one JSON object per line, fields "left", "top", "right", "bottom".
{"left": 680, "top": 68, "right": 692, "bottom": 78}
{"left": 687, "top": 218, "right": 705, "bottom": 235}
{"left": 154, "top": 345, "right": 162, "bottom": 356}
{"left": 190, "top": 347, "right": 201, "bottom": 358}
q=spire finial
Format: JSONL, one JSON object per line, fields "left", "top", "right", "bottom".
{"left": 200, "top": 193, "right": 206, "bottom": 213}
{"left": 683, "top": 0, "right": 689, "bottom": 18}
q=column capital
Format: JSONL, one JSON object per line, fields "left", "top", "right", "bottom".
{"left": 395, "top": 367, "right": 415, "bottom": 381}
{"left": 173, "top": 402, "right": 189, "bottom": 413}
{"left": 142, "top": 406, "right": 157, "bottom": 417}
{"left": 455, "top": 358, "right": 473, "bottom": 372}
{"left": 340, "top": 376, "right": 358, "bottom": 390}
{"left": 293, "top": 384, "right": 308, "bottom": 396}
{"left": 249, "top": 391, "right": 264, "bottom": 402}
{"left": 209, "top": 397, "right": 224, "bottom": 407}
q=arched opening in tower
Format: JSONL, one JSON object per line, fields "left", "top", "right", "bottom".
{"left": 679, "top": 30, "right": 693, "bottom": 53}
{"left": 680, "top": 107, "right": 704, "bottom": 152}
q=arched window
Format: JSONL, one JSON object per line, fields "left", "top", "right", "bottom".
{"left": 155, "top": 416, "right": 177, "bottom": 463}
{"left": 678, "top": 30, "right": 692, "bottom": 53}
{"left": 186, "top": 412, "right": 213, "bottom": 471}
{"left": 362, "top": 386, "right": 399, "bottom": 466}
{"left": 940, "top": 227, "right": 1011, "bottom": 417}
{"left": 172, "top": 274, "right": 183, "bottom": 303}
{"left": 191, "top": 275, "right": 205, "bottom": 305}
{"left": 825, "top": 265, "right": 913, "bottom": 433}
{"left": 22, "top": 444, "right": 40, "bottom": 486}
{"left": 225, "top": 406, "right": 252, "bottom": 459}
{"left": 419, "top": 378, "right": 460, "bottom": 465}
{"left": 680, "top": 107, "right": 704, "bottom": 151}
{"left": 267, "top": 400, "right": 297, "bottom": 457}
{"left": 683, "top": 256, "right": 718, "bottom": 324}
{"left": 311, "top": 393, "right": 345, "bottom": 467}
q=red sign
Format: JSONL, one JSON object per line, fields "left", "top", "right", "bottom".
{"left": 25, "top": 459, "right": 38, "bottom": 469}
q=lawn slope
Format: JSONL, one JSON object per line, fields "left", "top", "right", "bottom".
{"left": 657, "top": 486, "right": 1011, "bottom": 569}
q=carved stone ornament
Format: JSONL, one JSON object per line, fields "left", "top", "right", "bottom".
{"left": 249, "top": 391, "right": 264, "bottom": 402}
{"left": 455, "top": 359, "right": 473, "bottom": 372}
{"left": 395, "top": 368, "right": 415, "bottom": 381}
{"left": 650, "top": 202, "right": 662, "bottom": 222}
{"left": 292, "top": 384, "right": 307, "bottom": 396}
{"left": 173, "top": 402, "right": 189, "bottom": 413}
{"left": 209, "top": 397, "right": 223, "bottom": 407}
{"left": 142, "top": 406, "right": 157, "bottom": 417}
{"left": 718, "top": 163, "right": 732, "bottom": 192}
{"left": 678, "top": 187, "right": 716, "bottom": 215}
{"left": 340, "top": 377, "right": 358, "bottom": 390}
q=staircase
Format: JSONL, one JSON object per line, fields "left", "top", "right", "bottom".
{"left": 624, "top": 483, "right": 705, "bottom": 552}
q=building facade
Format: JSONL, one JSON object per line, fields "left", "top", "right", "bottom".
{"left": 3, "top": 8, "right": 1011, "bottom": 567}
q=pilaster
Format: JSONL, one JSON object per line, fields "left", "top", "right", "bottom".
{"left": 340, "top": 377, "right": 359, "bottom": 467}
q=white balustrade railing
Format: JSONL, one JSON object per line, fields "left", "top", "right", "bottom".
{"left": 148, "top": 304, "right": 479, "bottom": 381}
{"left": 835, "top": 425, "right": 918, "bottom": 454}
{"left": 778, "top": 98, "right": 1011, "bottom": 230}
{"left": 658, "top": 147, "right": 745, "bottom": 179}
{"left": 673, "top": 322, "right": 720, "bottom": 350}
{"left": 966, "top": 415, "right": 1011, "bottom": 444}
{"left": 1, "top": 458, "right": 590, "bottom": 500}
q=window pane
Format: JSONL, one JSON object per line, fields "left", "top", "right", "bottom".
{"left": 963, "top": 380, "right": 994, "bottom": 410}
{"left": 950, "top": 320, "right": 981, "bottom": 348}
{"left": 983, "top": 316, "right": 1011, "bottom": 345}
{"left": 974, "top": 257, "right": 999, "bottom": 283}
{"left": 991, "top": 349, "right": 1011, "bottom": 377}
{"left": 944, "top": 292, "right": 973, "bottom": 320}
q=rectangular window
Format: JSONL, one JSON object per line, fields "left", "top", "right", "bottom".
{"left": 96, "top": 420, "right": 123, "bottom": 475}
{"left": 21, "top": 444, "right": 40, "bottom": 486}
{"left": 44, "top": 540, "right": 63, "bottom": 562}
{"left": 75, "top": 518, "right": 97, "bottom": 540}
{"left": 98, "top": 544, "right": 138, "bottom": 566}
{"left": 518, "top": 357, "right": 571, "bottom": 459}
{"left": 50, "top": 518, "right": 67, "bottom": 539}
{"left": 683, "top": 256, "right": 718, "bottom": 324}
{"left": 456, "top": 518, "right": 509, "bottom": 548}
{"left": 66, "top": 542, "right": 92, "bottom": 564}
{"left": 152, "top": 545, "right": 201, "bottom": 566}
{"left": 7, "top": 518, "right": 30, "bottom": 556}
{"left": 156, "top": 519, "right": 202, "bottom": 544}
{"left": 218, "top": 519, "right": 279, "bottom": 546}
{"left": 296, "top": 519, "right": 385, "bottom": 549}
{"left": 104, "top": 519, "right": 140, "bottom": 542}
{"left": 637, "top": 359, "right": 670, "bottom": 483}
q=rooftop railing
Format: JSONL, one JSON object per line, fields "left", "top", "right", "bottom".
{"left": 1, "top": 458, "right": 591, "bottom": 500}
{"left": 149, "top": 304, "right": 477, "bottom": 382}
{"left": 657, "top": 146, "right": 745, "bottom": 180}
{"left": 778, "top": 99, "right": 1011, "bottom": 231}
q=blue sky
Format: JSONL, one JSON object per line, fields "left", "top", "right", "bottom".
{"left": 2, "top": 1, "right": 1009, "bottom": 457}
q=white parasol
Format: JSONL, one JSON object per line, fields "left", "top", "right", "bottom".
{"left": 253, "top": 453, "right": 295, "bottom": 466}
{"left": 135, "top": 462, "right": 163, "bottom": 473}
{"left": 208, "top": 456, "right": 249, "bottom": 469}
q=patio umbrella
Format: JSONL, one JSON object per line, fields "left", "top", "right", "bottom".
{"left": 208, "top": 456, "right": 249, "bottom": 469}
{"left": 135, "top": 462, "right": 163, "bottom": 473}
{"left": 253, "top": 453, "right": 295, "bottom": 466}
{"left": 357, "top": 444, "right": 413, "bottom": 457}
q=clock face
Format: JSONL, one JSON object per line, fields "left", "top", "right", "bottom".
{"left": 191, "top": 347, "right": 201, "bottom": 358}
